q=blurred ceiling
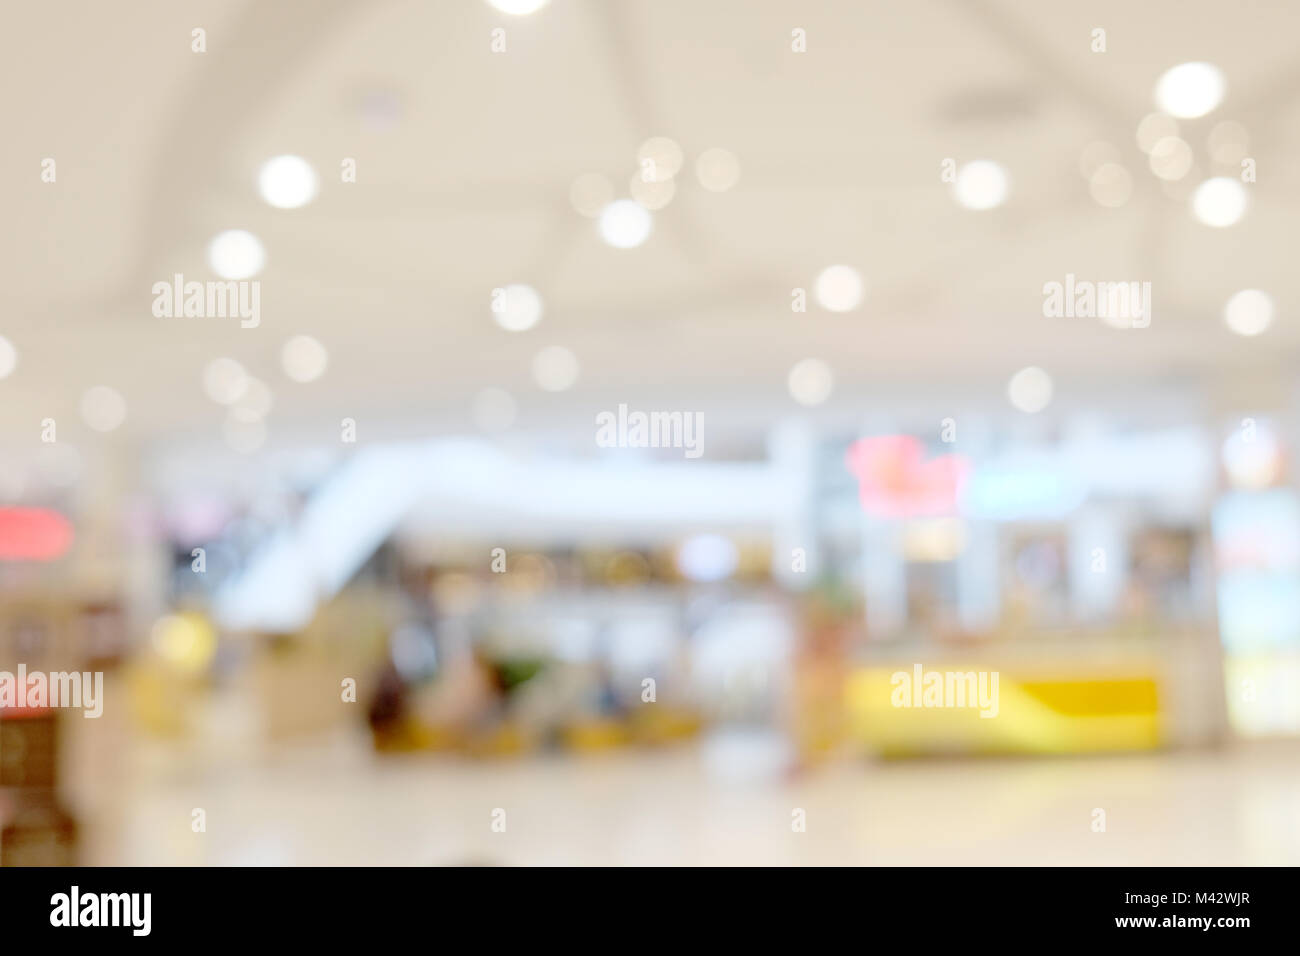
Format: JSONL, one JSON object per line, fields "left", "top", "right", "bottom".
{"left": 2, "top": 0, "right": 1299, "bottom": 448}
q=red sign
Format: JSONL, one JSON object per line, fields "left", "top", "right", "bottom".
{"left": 0, "top": 508, "right": 74, "bottom": 561}
{"left": 844, "top": 436, "right": 970, "bottom": 518}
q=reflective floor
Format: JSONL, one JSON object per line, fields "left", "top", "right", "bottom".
{"left": 69, "top": 722, "right": 1300, "bottom": 866}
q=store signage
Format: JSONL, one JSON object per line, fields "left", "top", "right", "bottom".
{"left": 844, "top": 436, "right": 970, "bottom": 518}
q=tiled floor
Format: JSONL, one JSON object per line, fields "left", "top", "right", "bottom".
{"left": 72, "top": 727, "right": 1300, "bottom": 866}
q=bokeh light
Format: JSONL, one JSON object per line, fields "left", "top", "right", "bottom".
{"left": 207, "top": 230, "right": 266, "bottom": 279}
{"left": 492, "top": 283, "right": 544, "bottom": 331}
{"left": 787, "top": 359, "right": 834, "bottom": 406}
{"left": 1223, "top": 289, "right": 1274, "bottom": 337}
{"left": 952, "top": 160, "right": 1009, "bottom": 210}
{"left": 598, "top": 199, "right": 653, "bottom": 248}
{"left": 281, "top": 335, "right": 329, "bottom": 383}
{"left": 532, "top": 345, "right": 580, "bottom": 392}
{"left": 1007, "top": 366, "right": 1053, "bottom": 414}
{"left": 814, "top": 265, "right": 865, "bottom": 312}
{"left": 1191, "top": 176, "right": 1248, "bottom": 227}
{"left": 257, "top": 155, "right": 319, "bottom": 209}
{"left": 695, "top": 147, "right": 740, "bottom": 192}
{"left": 1155, "top": 62, "right": 1225, "bottom": 119}
{"left": 80, "top": 386, "right": 127, "bottom": 432}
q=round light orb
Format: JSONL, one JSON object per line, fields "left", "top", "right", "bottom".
{"left": 1223, "top": 289, "right": 1274, "bottom": 337}
{"left": 598, "top": 199, "right": 653, "bottom": 249}
{"left": 207, "top": 230, "right": 265, "bottom": 279}
{"left": 1155, "top": 62, "right": 1225, "bottom": 119}
{"left": 695, "top": 148, "right": 740, "bottom": 192}
{"left": 80, "top": 386, "right": 127, "bottom": 432}
{"left": 532, "top": 346, "right": 580, "bottom": 392}
{"left": 787, "top": 359, "right": 834, "bottom": 406}
{"left": 203, "top": 357, "right": 249, "bottom": 405}
{"left": 1007, "top": 367, "right": 1053, "bottom": 414}
{"left": 491, "top": 283, "right": 544, "bottom": 331}
{"left": 257, "top": 155, "right": 319, "bottom": 209}
{"left": 814, "top": 265, "right": 865, "bottom": 312}
{"left": 952, "top": 160, "right": 1009, "bottom": 210}
{"left": 1191, "top": 176, "right": 1248, "bottom": 227}
{"left": 281, "top": 335, "right": 329, "bottom": 382}
{"left": 636, "top": 137, "right": 684, "bottom": 183}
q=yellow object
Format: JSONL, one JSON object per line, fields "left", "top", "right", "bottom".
{"left": 846, "top": 666, "right": 1162, "bottom": 757}
{"left": 630, "top": 707, "right": 702, "bottom": 745}
{"left": 407, "top": 722, "right": 464, "bottom": 751}
{"left": 463, "top": 720, "right": 534, "bottom": 757}
{"left": 563, "top": 718, "right": 631, "bottom": 751}
{"left": 125, "top": 661, "right": 193, "bottom": 737}
{"left": 374, "top": 720, "right": 465, "bottom": 753}
{"left": 149, "top": 612, "right": 216, "bottom": 674}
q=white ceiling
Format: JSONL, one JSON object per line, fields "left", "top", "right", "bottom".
{"left": 3, "top": 0, "right": 1299, "bottom": 454}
